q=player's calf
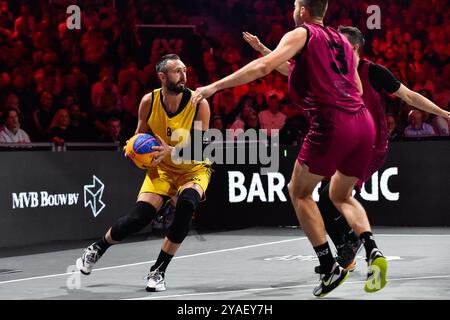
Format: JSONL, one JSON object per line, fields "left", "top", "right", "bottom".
{"left": 145, "top": 188, "right": 201, "bottom": 291}
{"left": 110, "top": 201, "right": 158, "bottom": 241}
{"left": 76, "top": 202, "right": 157, "bottom": 275}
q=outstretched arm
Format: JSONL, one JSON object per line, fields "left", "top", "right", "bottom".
{"left": 193, "top": 28, "right": 308, "bottom": 104}
{"left": 394, "top": 85, "right": 450, "bottom": 119}
{"left": 371, "top": 63, "right": 449, "bottom": 119}
{"left": 242, "top": 31, "right": 290, "bottom": 76}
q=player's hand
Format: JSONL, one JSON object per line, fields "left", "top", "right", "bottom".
{"left": 150, "top": 134, "right": 173, "bottom": 167}
{"left": 242, "top": 31, "right": 264, "bottom": 53}
{"left": 442, "top": 110, "right": 450, "bottom": 120}
{"left": 192, "top": 84, "right": 217, "bottom": 106}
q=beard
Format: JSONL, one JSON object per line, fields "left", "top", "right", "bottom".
{"left": 166, "top": 79, "right": 185, "bottom": 95}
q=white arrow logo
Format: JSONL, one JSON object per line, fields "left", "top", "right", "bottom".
{"left": 84, "top": 175, "right": 106, "bottom": 217}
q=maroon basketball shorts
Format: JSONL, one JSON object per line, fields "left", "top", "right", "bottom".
{"left": 356, "top": 147, "right": 388, "bottom": 191}
{"left": 297, "top": 107, "right": 376, "bottom": 180}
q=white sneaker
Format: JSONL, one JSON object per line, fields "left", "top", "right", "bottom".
{"left": 313, "top": 262, "right": 349, "bottom": 297}
{"left": 145, "top": 270, "right": 166, "bottom": 292}
{"left": 76, "top": 244, "right": 102, "bottom": 275}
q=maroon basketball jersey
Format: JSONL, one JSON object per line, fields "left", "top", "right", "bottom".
{"left": 359, "top": 59, "right": 388, "bottom": 151}
{"left": 288, "top": 23, "right": 363, "bottom": 113}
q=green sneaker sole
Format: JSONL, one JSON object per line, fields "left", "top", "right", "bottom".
{"left": 364, "top": 256, "right": 388, "bottom": 293}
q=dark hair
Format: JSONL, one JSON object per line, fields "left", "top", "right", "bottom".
{"left": 338, "top": 26, "right": 366, "bottom": 53}
{"left": 300, "top": 0, "right": 328, "bottom": 18}
{"left": 2, "top": 108, "right": 19, "bottom": 123}
{"left": 156, "top": 54, "right": 181, "bottom": 73}
{"left": 107, "top": 117, "right": 121, "bottom": 124}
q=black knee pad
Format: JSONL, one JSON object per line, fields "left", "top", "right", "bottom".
{"left": 167, "top": 188, "right": 201, "bottom": 244}
{"left": 178, "top": 188, "right": 201, "bottom": 210}
{"left": 110, "top": 201, "right": 157, "bottom": 241}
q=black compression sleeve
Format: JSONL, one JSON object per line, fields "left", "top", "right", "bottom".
{"left": 368, "top": 63, "right": 401, "bottom": 94}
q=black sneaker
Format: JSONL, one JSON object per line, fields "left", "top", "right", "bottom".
{"left": 313, "top": 262, "right": 349, "bottom": 297}
{"left": 336, "top": 238, "right": 363, "bottom": 271}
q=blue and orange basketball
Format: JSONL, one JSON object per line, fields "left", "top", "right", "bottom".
{"left": 125, "top": 133, "right": 160, "bottom": 169}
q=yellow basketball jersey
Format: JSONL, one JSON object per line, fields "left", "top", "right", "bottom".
{"left": 147, "top": 88, "right": 205, "bottom": 172}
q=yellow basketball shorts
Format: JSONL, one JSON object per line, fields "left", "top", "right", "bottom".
{"left": 139, "top": 164, "right": 212, "bottom": 199}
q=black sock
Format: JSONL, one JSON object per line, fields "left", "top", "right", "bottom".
{"left": 335, "top": 242, "right": 346, "bottom": 255}
{"left": 314, "top": 242, "right": 335, "bottom": 274}
{"left": 151, "top": 250, "right": 174, "bottom": 273}
{"left": 360, "top": 232, "right": 378, "bottom": 259}
{"left": 93, "top": 236, "right": 111, "bottom": 256}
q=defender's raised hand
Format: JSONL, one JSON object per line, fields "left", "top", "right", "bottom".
{"left": 242, "top": 31, "right": 264, "bottom": 53}
{"left": 192, "top": 84, "right": 217, "bottom": 106}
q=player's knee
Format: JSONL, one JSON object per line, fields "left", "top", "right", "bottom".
{"left": 287, "top": 182, "right": 294, "bottom": 199}
{"left": 110, "top": 201, "right": 157, "bottom": 241}
{"left": 178, "top": 187, "right": 201, "bottom": 211}
{"left": 287, "top": 182, "right": 305, "bottom": 200}
{"left": 166, "top": 188, "right": 200, "bottom": 244}
{"left": 288, "top": 181, "right": 310, "bottom": 200}
{"left": 329, "top": 189, "right": 347, "bottom": 207}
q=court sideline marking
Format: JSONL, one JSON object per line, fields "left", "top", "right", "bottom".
{"left": 127, "top": 275, "right": 450, "bottom": 300}
{"left": 1, "top": 233, "right": 449, "bottom": 286}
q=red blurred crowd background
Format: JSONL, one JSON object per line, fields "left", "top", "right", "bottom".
{"left": 0, "top": 0, "right": 448, "bottom": 145}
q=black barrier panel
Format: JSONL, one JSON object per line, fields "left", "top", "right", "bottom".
{"left": 0, "top": 151, "right": 147, "bottom": 248}
{"left": 0, "top": 141, "right": 449, "bottom": 248}
{"left": 362, "top": 141, "right": 450, "bottom": 226}
{"left": 195, "top": 141, "right": 450, "bottom": 228}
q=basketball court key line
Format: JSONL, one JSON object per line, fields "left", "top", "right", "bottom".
{"left": 0, "top": 237, "right": 307, "bottom": 285}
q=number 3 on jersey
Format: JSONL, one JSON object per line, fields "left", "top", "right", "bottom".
{"left": 329, "top": 41, "right": 348, "bottom": 75}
